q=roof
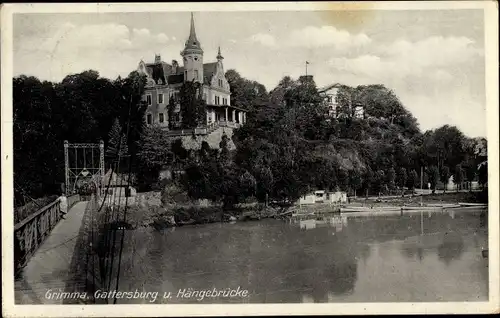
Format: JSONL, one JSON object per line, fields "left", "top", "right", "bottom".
{"left": 183, "top": 13, "right": 203, "bottom": 54}
{"left": 207, "top": 104, "right": 247, "bottom": 112}
{"left": 202, "top": 62, "right": 218, "bottom": 85}
{"left": 143, "top": 61, "right": 220, "bottom": 86}
{"left": 318, "top": 83, "right": 343, "bottom": 94}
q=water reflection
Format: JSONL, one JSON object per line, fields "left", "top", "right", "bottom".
{"left": 438, "top": 231, "right": 464, "bottom": 265}
{"left": 112, "top": 209, "right": 487, "bottom": 303}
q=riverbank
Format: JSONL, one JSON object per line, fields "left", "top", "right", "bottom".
{"left": 117, "top": 201, "right": 283, "bottom": 230}
{"left": 349, "top": 191, "right": 488, "bottom": 208}
{"left": 119, "top": 190, "right": 488, "bottom": 230}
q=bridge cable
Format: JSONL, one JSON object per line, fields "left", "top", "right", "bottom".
{"left": 113, "top": 93, "right": 136, "bottom": 304}
{"left": 106, "top": 94, "right": 137, "bottom": 299}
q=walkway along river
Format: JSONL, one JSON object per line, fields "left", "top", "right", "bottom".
{"left": 69, "top": 206, "right": 488, "bottom": 304}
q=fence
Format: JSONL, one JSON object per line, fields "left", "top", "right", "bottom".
{"left": 14, "top": 194, "right": 81, "bottom": 274}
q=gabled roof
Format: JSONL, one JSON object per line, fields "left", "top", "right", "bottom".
{"left": 318, "top": 83, "right": 344, "bottom": 93}
{"left": 203, "top": 62, "right": 218, "bottom": 85}
{"left": 143, "top": 61, "right": 221, "bottom": 86}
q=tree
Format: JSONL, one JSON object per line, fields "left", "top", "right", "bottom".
{"left": 13, "top": 70, "right": 146, "bottom": 201}
{"left": 428, "top": 165, "right": 439, "bottom": 194}
{"left": 373, "top": 170, "right": 386, "bottom": 196}
{"left": 464, "top": 162, "right": 477, "bottom": 192}
{"left": 255, "top": 165, "right": 274, "bottom": 206}
{"left": 396, "top": 167, "right": 407, "bottom": 196}
{"left": 453, "top": 164, "right": 464, "bottom": 192}
{"left": 478, "top": 161, "right": 488, "bottom": 189}
{"left": 219, "top": 133, "right": 231, "bottom": 165}
{"left": 387, "top": 167, "right": 396, "bottom": 192}
{"left": 407, "top": 169, "right": 419, "bottom": 192}
{"left": 135, "top": 125, "right": 174, "bottom": 190}
{"left": 178, "top": 81, "right": 206, "bottom": 129}
{"left": 440, "top": 166, "right": 451, "bottom": 192}
{"left": 225, "top": 69, "right": 269, "bottom": 112}
{"left": 363, "top": 168, "right": 374, "bottom": 197}
{"left": 239, "top": 171, "right": 257, "bottom": 198}
{"left": 421, "top": 125, "right": 466, "bottom": 171}
{"left": 349, "top": 169, "right": 363, "bottom": 197}
{"left": 106, "top": 119, "right": 129, "bottom": 164}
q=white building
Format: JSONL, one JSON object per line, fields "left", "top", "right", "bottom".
{"left": 137, "top": 13, "right": 247, "bottom": 130}
{"left": 318, "top": 83, "right": 365, "bottom": 119}
{"left": 299, "top": 190, "right": 348, "bottom": 205}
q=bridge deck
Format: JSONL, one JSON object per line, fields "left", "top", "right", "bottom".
{"left": 14, "top": 201, "right": 88, "bottom": 304}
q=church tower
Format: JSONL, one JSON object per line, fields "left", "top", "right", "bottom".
{"left": 181, "top": 13, "right": 204, "bottom": 83}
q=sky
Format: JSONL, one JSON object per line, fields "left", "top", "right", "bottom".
{"left": 13, "top": 9, "right": 486, "bottom": 137}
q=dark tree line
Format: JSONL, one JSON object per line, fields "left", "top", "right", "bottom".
{"left": 14, "top": 67, "right": 488, "bottom": 209}
{"left": 13, "top": 71, "right": 147, "bottom": 205}
{"left": 180, "top": 72, "right": 488, "bottom": 205}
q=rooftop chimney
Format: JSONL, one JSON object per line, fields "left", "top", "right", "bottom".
{"left": 154, "top": 54, "right": 161, "bottom": 64}
{"left": 172, "top": 60, "right": 179, "bottom": 74}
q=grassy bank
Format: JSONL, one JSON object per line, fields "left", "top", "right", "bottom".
{"left": 349, "top": 191, "right": 488, "bottom": 208}
{"left": 123, "top": 202, "right": 282, "bottom": 230}
{"left": 124, "top": 189, "right": 488, "bottom": 230}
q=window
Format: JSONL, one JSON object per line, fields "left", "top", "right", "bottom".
{"left": 158, "top": 93, "right": 164, "bottom": 104}
{"left": 215, "top": 96, "right": 220, "bottom": 105}
{"left": 194, "top": 70, "right": 199, "bottom": 80}
{"left": 159, "top": 113, "right": 164, "bottom": 123}
{"left": 218, "top": 79, "right": 223, "bottom": 87}
{"left": 194, "top": 57, "right": 198, "bottom": 61}
{"left": 146, "top": 94, "right": 152, "bottom": 105}
{"left": 147, "top": 114, "right": 152, "bottom": 125}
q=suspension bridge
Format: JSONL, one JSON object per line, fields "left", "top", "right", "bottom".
{"left": 14, "top": 140, "right": 133, "bottom": 304}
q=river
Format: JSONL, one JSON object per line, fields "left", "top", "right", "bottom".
{"left": 106, "top": 209, "right": 488, "bottom": 303}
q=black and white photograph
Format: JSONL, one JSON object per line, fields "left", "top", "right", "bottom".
{"left": 1, "top": 2, "right": 498, "bottom": 316}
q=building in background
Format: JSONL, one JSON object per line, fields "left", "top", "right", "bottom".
{"left": 137, "top": 13, "right": 247, "bottom": 130}
{"left": 318, "top": 83, "right": 364, "bottom": 119}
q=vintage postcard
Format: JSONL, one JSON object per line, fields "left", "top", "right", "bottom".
{"left": 1, "top": 1, "right": 499, "bottom": 316}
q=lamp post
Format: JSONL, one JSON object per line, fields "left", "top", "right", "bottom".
{"left": 420, "top": 166, "right": 423, "bottom": 207}
{"left": 420, "top": 166, "right": 424, "bottom": 236}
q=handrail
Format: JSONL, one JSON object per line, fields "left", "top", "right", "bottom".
{"left": 14, "top": 194, "right": 81, "bottom": 231}
{"left": 14, "top": 199, "right": 60, "bottom": 231}
{"left": 14, "top": 193, "right": 82, "bottom": 273}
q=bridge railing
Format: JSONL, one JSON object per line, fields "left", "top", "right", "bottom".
{"left": 14, "top": 194, "right": 81, "bottom": 274}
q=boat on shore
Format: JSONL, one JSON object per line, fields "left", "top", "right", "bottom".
{"left": 458, "top": 202, "right": 488, "bottom": 207}
{"left": 340, "top": 206, "right": 401, "bottom": 213}
{"left": 340, "top": 203, "right": 486, "bottom": 214}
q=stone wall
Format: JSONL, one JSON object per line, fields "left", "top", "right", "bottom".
{"left": 167, "top": 126, "right": 236, "bottom": 150}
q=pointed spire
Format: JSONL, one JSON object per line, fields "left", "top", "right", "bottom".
{"left": 182, "top": 12, "right": 203, "bottom": 55}
{"left": 189, "top": 12, "right": 196, "bottom": 40}
{"left": 217, "top": 46, "right": 224, "bottom": 61}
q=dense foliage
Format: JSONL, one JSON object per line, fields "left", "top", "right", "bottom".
{"left": 181, "top": 72, "right": 488, "bottom": 206}
{"left": 13, "top": 71, "right": 147, "bottom": 205}
{"left": 13, "top": 68, "right": 488, "bottom": 209}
